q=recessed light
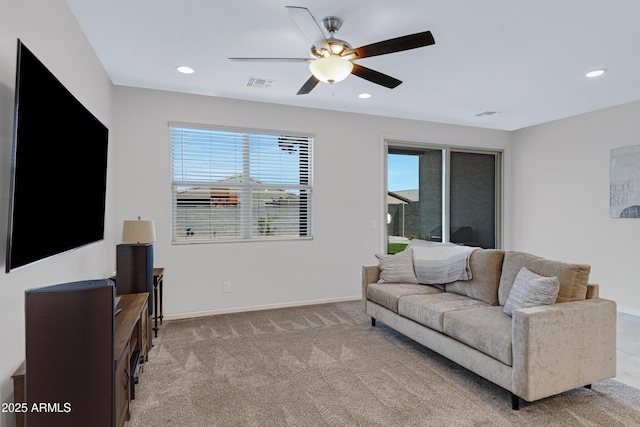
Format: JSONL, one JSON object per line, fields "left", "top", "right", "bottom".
{"left": 176, "top": 66, "right": 195, "bottom": 74}
{"left": 358, "top": 93, "right": 372, "bottom": 99}
{"left": 585, "top": 69, "right": 607, "bottom": 78}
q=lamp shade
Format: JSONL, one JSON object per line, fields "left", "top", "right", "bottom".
{"left": 309, "top": 57, "right": 353, "bottom": 83}
{"left": 122, "top": 219, "right": 156, "bottom": 243}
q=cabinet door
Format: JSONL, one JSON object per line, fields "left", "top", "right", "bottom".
{"left": 114, "top": 344, "right": 130, "bottom": 427}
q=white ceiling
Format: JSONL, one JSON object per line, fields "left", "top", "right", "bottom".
{"left": 65, "top": 0, "right": 640, "bottom": 131}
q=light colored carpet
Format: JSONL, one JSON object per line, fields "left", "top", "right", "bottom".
{"left": 128, "top": 301, "right": 640, "bottom": 426}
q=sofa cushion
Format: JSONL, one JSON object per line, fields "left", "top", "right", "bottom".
{"left": 503, "top": 267, "right": 560, "bottom": 317}
{"left": 445, "top": 249, "right": 505, "bottom": 305}
{"left": 398, "top": 293, "right": 490, "bottom": 332}
{"left": 498, "top": 251, "right": 589, "bottom": 306}
{"left": 376, "top": 249, "right": 418, "bottom": 284}
{"left": 367, "top": 283, "right": 443, "bottom": 313}
{"left": 443, "top": 306, "right": 513, "bottom": 366}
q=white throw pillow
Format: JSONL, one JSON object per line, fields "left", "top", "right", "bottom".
{"left": 503, "top": 267, "right": 560, "bottom": 317}
{"left": 376, "top": 249, "right": 418, "bottom": 284}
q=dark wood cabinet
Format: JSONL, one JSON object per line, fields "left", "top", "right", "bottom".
{"left": 113, "top": 293, "right": 149, "bottom": 426}
{"left": 24, "top": 280, "right": 115, "bottom": 427}
{"left": 14, "top": 291, "right": 150, "bottom": 427}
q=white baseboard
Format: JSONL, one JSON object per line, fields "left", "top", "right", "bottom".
{"left": 164, "top": 295, "right": 362, "bottom": 321}
{"left": 617, "top": 306, "right": 640, "bottom": 317}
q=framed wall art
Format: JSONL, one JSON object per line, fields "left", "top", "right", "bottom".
{"left": 610, "top": 145, "right": 640, "bottom": 218}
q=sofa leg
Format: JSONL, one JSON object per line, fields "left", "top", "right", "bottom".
{"left": 371, "top": 318, "right": 376, "bottom": 327}
{"left": 511, "top": 393, "right": 520, "bottom": 410}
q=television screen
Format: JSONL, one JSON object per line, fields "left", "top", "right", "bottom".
{"left": 6, "top": 41, "right": 109, "bottom": 272}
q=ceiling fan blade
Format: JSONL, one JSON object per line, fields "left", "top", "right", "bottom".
{"left": 351, "top": 64, "right": 402, "bottom": 89}
{"left": 297, "top": 75, "right": 320, "bottom": 95}
{"left": 286, "top": 6, "right": 330, "bottom": 52}
{"left": 229, "top": 57, "right": 314, "bottom": 62}
{"left": 347, "top": 31, "right": 435, "bottom": 59}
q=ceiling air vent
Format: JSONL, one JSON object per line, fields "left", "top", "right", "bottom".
{"left": 475, "top": 111, "right": 499, "bottom": 117}
{"left": 247, "top": 77, "right": 274, "bottom": 89}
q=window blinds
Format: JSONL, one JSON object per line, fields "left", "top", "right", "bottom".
{"left": 171, "top": 124, "right": 312, "bottom": 242}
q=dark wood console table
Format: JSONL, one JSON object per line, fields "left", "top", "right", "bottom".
{"left": 114, "top": 293, "right": 150, "bottom": 427}
{"left": 12, "top": 293, "right": 150, "bottom": 427}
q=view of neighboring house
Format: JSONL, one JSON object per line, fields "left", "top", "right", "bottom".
{"left": 175, "top": 174, "right": 304, "bottom": 240}
{"left": 387, "top": 190, "right": 419, "bottom": 240}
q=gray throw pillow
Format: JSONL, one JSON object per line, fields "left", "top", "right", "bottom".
{"left": 503, "top": 267, "right": 560, "bottom": 317}
{"left": 376, "top": 249, "right": 418, "bottom": 284}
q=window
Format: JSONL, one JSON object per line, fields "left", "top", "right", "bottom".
{"left": 386, "top": 143, "right": 501, "bottom": 252}
{"left": 171, "top": 124, "right": 312, "bottom": 242}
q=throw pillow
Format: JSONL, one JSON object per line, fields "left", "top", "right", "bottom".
{"left": 503, "top": 267, "right": 560, "bottom": 317}
{"left": 376, "top": 249, "right": 418, "bottom": 284}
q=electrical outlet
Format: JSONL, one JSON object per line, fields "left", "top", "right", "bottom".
{"left": 223, "top": 282, "right": 231, "bottom": 293}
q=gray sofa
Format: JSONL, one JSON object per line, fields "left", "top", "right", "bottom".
{"left": 362, "top": 245, "right": 617, "bottom": 409}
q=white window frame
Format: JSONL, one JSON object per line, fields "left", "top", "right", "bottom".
{"left": 170, "top": 123, "right": 313, "bottom": 243}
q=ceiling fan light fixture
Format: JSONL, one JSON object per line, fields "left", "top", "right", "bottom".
{"left": 309, "top": 56, "right": 353, "bottom": 83}
{"left": 330, "top": 44, "right": 344, "bottom": 55}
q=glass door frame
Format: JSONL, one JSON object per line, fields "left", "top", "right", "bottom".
{"left": 383, "top": 138, "right": 503, "bottom": 250}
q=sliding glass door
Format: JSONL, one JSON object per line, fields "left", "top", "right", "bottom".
{"left": 386, "top": 144, "right": 501, "bottom": 252}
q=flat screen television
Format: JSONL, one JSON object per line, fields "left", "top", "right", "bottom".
{"left": 6, "top": 40, "right": 109, "bottom": 272}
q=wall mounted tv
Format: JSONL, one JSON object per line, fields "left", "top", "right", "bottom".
{"left": 6, "top": 40, "right": 109, "bottom": 272}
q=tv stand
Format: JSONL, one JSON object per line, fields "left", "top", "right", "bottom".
{"left": 12, "top": 292, "right": 150, "bottom": 427}
{"left": 114, "top": 293, "right": 150, "bottom": 427}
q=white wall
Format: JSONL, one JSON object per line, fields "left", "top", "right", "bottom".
{"left": 113, "top": 86, "right": 511, "bottom": 317}
{"left": 510, "top": 100, "right": 640, "bottom": 312}
{"left": 0, "top": 1, "right": 114, "bottom": 425}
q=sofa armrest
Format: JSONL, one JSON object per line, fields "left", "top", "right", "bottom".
{"left": 586, "top": 283, "right": 599, "bottom": 299}
{"left": 362, "top": 266, "right": 380, "bottom": 312}
{"left": 511, "top": 298, "right": 616, "bottom": 402}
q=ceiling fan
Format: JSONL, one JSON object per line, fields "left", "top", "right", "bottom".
{"left": 229, "top": 6, "right": 435, "bottom": 95}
